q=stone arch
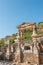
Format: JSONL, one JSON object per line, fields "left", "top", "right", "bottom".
{"left": 17, "top": 22, "right": 35, "bottom": 43}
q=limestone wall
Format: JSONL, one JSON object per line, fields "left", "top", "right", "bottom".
{"left": 23, "top": 53, "right": 33, "bottom": 64}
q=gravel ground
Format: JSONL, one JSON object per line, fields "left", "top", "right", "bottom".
{"left": 0, "top": 61, "right": 13, "bottom": 65}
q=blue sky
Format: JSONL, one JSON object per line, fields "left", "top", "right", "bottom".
{"left": 0, "top": 0, "right": 43, "bottom": 38}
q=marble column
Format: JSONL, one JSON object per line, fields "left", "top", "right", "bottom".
{"left": 32, "top": 25, "right": 39, "bottom": 65}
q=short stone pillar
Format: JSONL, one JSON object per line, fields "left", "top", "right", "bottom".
{"left": 5, "top": 41, "right": 11, "bottom": 60}
{"left": 14, "top": 33, "right": 20, "bottom": 43}
{"left": 19, "top": 30, "right": 23, "bottom": 38}
{"left": 19, "top": 30, "right": 23, "bottom": 44}
{"left": 32, "top": 25, "right": 39, "bottom": 65}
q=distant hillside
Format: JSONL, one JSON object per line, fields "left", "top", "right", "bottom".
{"left": 0, "top": 22, "right": 43, "bottom": 44}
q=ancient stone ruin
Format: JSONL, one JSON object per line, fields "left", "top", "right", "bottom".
{"left": 0, "top": 22, "right": 43, "bottom": 65}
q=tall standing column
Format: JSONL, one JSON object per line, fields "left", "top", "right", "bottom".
{"left": 17, "top": 31, "right": 23, "bottom": 63}
{"left": 32, "top": 25, "right": 39, "bottom": 65}
{"left": 13, "top": 31, "right": 23, "bottom": 64}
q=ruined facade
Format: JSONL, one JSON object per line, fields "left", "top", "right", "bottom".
{"left": 0, "top": 22, "right": 43, "bottom": 65}
{"left": 13, "top": 22, "right": 43, "bottom": 65}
